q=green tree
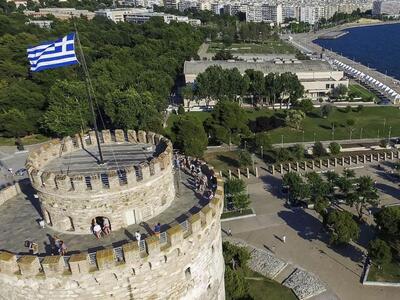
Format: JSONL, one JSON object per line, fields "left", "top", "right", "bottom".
{"left": 326, "top": 210, "right": 360, "bottom": 245}
{"left": 285, "top": 109, "right": 305, "bottom": 130}
{"left": 313, "top": 141, "right": 326, "bottom": 157}
{"left": 348, "top": 176, "right": 379, "bottom": 220}
{"left": 368, "top": 239, "right": 392, "bottom": 265}
{"left": 181, "top": 84, "right": 196, "bottom": 110}
{"left": 224, "top": 267, "right": 249, "bottom": 300}
{"left": 245, "top": 69, "right": 265, "bottom": 106}
{"left": 331, "top": 84, "right": 348, "bottom": 99}
{"left": 374, "top": 206, "right": 400, "bottom": 239}
{"left": 0, "top": 108, "right": 34, "bottom": 138}
{"left": 321, "top": 104, "right": 333, "bottom": 118}
{"left": 105, "top": 88, "right": 162, "bottom": 131}
{"left": 212, "top": 49, "right": 233, "bottom": 60}
{"left": 329, "top": 142, "right": 341, "bottom": 155}
{"left": 290, "top": 144, "right": 304, "bottom": 160}
{"left": 296, "top": 99, "right": 314, "bottom": 114}
{"left": 225, "top": 178, "right": 246, "bottom": 196}
{"left": 43, "top": 81, "right": 90, "bottom": 137}
{"left": 238, "top": 150, "right": 252, "bottom": 167}
{"left": 233, "top": 193, "right": 251, "bottom": 211}
{"left": 279, "top": 72, "right": 304, "bottom": 109}
{"left": 171, "top": 117, "right": 208, "bottom": 157}
{"left": 276, "top": 147, "right": 291, "bottom": 162}
{"left": 306, "top": 172, "right": 330, "bottom": 202}
{"left": 282, "top": 172, "right": 310, "bottom": 202}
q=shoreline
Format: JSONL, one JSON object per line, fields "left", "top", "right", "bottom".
{"left": 284, "top": 24, "right": 400, "bottom": 101}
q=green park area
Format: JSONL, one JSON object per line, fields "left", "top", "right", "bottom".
{"left": 167, "top": 106, "right": 400, "bottom": 145}
{"left": 208, "top": 41, "right": 297, "bottom": 54}
{"left": 348, "top": 84, "right": 376, "bottom": 101}
{"left": 368, "top": 261, "right": 400, "bottom": 282}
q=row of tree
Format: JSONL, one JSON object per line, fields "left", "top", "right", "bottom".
{"left": 182, "top": 66, "right": 304, "bottom": 108}
{"left": 283, "top": 169, "right": 378, "bottom": 245}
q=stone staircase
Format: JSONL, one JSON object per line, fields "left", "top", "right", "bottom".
{"left": 274, "top": 264, "right": 297, "bottom": 284}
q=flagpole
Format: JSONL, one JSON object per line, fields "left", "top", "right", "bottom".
{"left": 74, "top": 27, "right": 104, "bottom": 164}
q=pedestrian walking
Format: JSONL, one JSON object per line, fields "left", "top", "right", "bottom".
{"left": 227, "top": 228, "right": 232, "bottom": 236}
{"left": 282, "top": 235, "right": 286, "bottom": 243}
{"left": 38, "top": 219, "right": 45, "bottom": 229}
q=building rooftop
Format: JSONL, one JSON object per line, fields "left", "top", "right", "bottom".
{"left": 184, "top": 59, "right": 335, "bottom": 75}
{"left": 41, "top": 143, "right": 153, "bottom": 176}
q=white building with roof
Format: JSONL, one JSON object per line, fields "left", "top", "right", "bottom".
{"left": 183, "top": 59, "right": 348, "bottom": 107}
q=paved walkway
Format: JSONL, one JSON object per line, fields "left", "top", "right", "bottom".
{"left": 0, "top": 172, "right": 205, "bottom": 255}
{"left": 222, "top": 163, "right": 400, "bottom": 300}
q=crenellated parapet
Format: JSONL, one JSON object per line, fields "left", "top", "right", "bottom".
{"left": 0, "top": 175, "right": 224, "bottom": 280}
{"left": 26, "top": 129, "right": 173, "bottom": 194}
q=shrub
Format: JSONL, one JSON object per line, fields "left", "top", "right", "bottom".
{"left": 329, "top": 142, "right": 341, "bottom": 155}
{"left": 225, "top": 178, "right": 246, "bottom": 196}
{"left": 321, "top": 104, "right": 333, "bottom": 118}
{"left": 276, "top": 147, "right": 291, "bottom": 162}
{"left": 346, "top": 119, "right": 355, "bottom": 127}
{"left": 345, "top": 105, "right": 352, "bottom": 113}
{"left": 380, "top": 139, "right": 388, "bottom": 148}
{"left": 177, "top": 105, "right": 185, "bottom": 115}
{"left": 238, "top": 150, "right": 252, "bottom": 167}
{"left": 313, "top": 141, "right": 326, "bottom": 157}
{"left": 368, "top": 239, "right": 392, "bottom": 265}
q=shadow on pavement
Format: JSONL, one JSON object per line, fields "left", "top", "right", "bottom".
{"left": 278, "top": 209, "right": 365, "bottom": 264}
{"left": 259, "top": 175, "right": 284, "bottom": 199}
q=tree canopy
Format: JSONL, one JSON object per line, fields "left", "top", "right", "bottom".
{"left": 0, "top": 10, "right": 204, "bottom": 137}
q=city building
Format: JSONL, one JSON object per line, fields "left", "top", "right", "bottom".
{"left": 24, "top": 8, "right": 95, "bottom": 20}
{"left": 372, "top": 0, "right": 400, "bottom": 17}
{"left": 95, "top": 8, "right": 201, "bottom": 25}
{"left": 183, "top": 59, "right": 349, "bottom": 107}
{"left": 262, "top": 4, "right": 283, "bottom": 24}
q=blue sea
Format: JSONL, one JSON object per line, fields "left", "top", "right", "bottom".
{"left": 314, "top": 24, "right": 400, "bottom": 80}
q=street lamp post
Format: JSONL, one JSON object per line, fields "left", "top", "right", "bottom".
{"left": 260, "top": 145, "right": 263, "bottom": 159}
{"left": 350, "top": 128, "right": 353, "bottom": 140}
{"left": 281, "top": 135, "right": 284, "bottom": 147}
{"left": 360, "top": 127, "right": 363, "bottom": 139}
{"left": 389, "top": 126, "right": 392, "bottom": 141}
{"left": 244, "top": 140, "right": 247, "bottom": 149}
{"left": 313, "top": 132, "right": 316, "bottom": 143}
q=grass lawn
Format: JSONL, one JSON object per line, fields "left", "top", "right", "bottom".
{"left": 241, "top": 268, "right": 297, "bottom": 300}
{"left": 208, "top": 41, "right": 297, "bottom": 54}
{"left": 0, "top": 134, "right": 50, "bottom": 146}
{"left": 348, "top": 84, "right": 376, "bottom": 101}
{"left": 221, "top": 208, "right": 253, "bottom": 219}
{"left": 166, "top": 107, "right": 400, "bottom": 145}
{"left": 266, "top": 106, "right": 400, "bottom": 143}
{"left": 203, "top": 150, "right": 239, "bottom": 171}
{"left": 367, "top": 261, "right": 400, "bottom": 282}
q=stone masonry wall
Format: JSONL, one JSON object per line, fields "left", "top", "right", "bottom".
{"left": 38, "top": 164, "right": 175, "bottom": 233}
{"left": 0, "top": 176, "right": 226, "bottom": 300}
{"left": 25, "top": 130, "right": 175, "bottom": 233}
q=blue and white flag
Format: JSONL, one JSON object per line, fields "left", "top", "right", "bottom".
{"left": 27, "top": 33, "right": 79, "bottom": 72}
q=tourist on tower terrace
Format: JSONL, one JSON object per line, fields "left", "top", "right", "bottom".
{"left": 135, "top": 231, "right": 141, "bottom": 246}
{"left": 154, "top": 223, "right": 161, "bottom": 237}
{"left": 93, "top": 221, "right": 102, "bottom": 239}
{"left": 59, "top": 240, "right": 67, "bottom": 256}
{"left": 102, "top": 217, "right": 111, "bottom": 235}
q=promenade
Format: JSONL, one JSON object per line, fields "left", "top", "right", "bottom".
{"left": 222, "top": 160, "right": 400, "bottom": 300}
{"left": 285, "top": 29, "right": 400, "bottom": 101}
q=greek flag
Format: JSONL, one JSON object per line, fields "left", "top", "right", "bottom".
{"left": 27, "top": 33, "right": 79, "bottom": 72}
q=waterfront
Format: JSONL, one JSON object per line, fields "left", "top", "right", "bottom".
{"left": 314, "top": 23, "right": 400, "bottom": 80}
